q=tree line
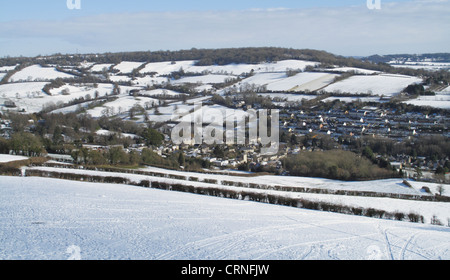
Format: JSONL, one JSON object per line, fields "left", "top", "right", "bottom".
{"left": 282, "top": 149, "right": 400, "bottom": 181}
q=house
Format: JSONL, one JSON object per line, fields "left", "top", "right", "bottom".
{"left": 4, "top": 100, "right": 16, "bottom": 108}
{"left": 390, "top": 162, "right": 403, "bottom": 171}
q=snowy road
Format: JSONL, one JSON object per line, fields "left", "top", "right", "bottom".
{"left": 0, "top": 176, "right": 449, "bottom": 260}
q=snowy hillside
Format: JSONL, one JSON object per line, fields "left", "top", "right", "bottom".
{"left": 8, "top": 65, "right": 75, "bottom": 82}
{"left": 323, "top": 74, "right": 423, "bottom": 97}
{"left": 23, "top": 164, "right": 450, "bottom": 226}
{"left": 0, "top": 176, "right": 448, "bottom": 260}
{"left": 2, "top": 54, "right": 442, "bottom": 115}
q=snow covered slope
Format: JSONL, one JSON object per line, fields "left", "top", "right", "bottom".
{"left": 8, "top": 65, "right": 75, "bottom": 82}
{"left": 323, "top": 74, "right": 423, "bottom": 96}
{"left": 0, "top": 176, "right": 448, "bottom": 260}
{"left": 0, "top": 154, "right": 28, "bottom": 163}
{"left": 23, "top": 165, "right": 450, "bottom": 225}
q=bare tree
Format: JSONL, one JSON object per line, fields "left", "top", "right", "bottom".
{"left": 437, "top": 185, "right": 445, "bottom": 196}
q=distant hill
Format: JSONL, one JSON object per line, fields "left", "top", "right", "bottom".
{"left": 363, "top": 53, "right": 450, "bottom": 64}
{"left": 2, "top": 47, "right": 446, "bottom": 77}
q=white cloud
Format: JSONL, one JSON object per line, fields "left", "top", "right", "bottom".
{"left": 1, "top": 1, "right": 449, "bottom": 57}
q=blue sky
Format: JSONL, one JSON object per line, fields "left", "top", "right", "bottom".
{"left": 0, "top": 0, "right": 449, "bottom": 57}
{"left": 0, "top": 0, "right": 413, "bottom": 21}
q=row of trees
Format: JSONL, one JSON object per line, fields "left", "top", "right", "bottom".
{"left": 347, "top": 135, "right": 450, "bottom": 162}
{"left": 0, "top": 132, "right": 45, "bottom": 157}
{"left": 282, "top": 150, "right": 400, "bottom": 181}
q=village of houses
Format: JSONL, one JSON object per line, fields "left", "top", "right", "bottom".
{"left": 3, "top": 93, "right": 447, "bottom": 184}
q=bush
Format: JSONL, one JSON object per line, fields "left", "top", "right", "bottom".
{"left": 203, "top": 178, "right": 218, "bottom": 184}
{"left": 394, "top": 211, "right": 405, "bottom": 221}
{"left": 431, "top": 215, "right": 444, "bottom": 226}
{"left": 0, "top": 165, "right": 21, "bottom": 176}
{"left": 408, "top": 212, "right": 424, "bottom": 223}
{"left": 139, "top": 180, "right": 151, "bottom": 188}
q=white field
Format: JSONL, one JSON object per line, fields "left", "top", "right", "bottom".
{"left": 96, "top": 129, "right": 139, "bottom": 139}
{"left": 0, "top": 82, "right": 47, "bottom": 99}
{"left": 109, "top": 75, "right": 132, "bottom": 83}
{"left": 139, "top": 60, "right": 319, "bottom": 77}
{"left": 191, "top": 60, "right": 319, "bottom": 75}
{"left": 389, "top": 62, "right": 450, "bottom": 71}
{"left": 440, "top": 86, "right": 450, "bottom": 94}
{"left": 258, "top": 93, "right": 318, "bottom": 103}
{"left": 0, "top": 154, "right": 28, "bottom": 163}
{"left": 325, "top": 67, "right": 381, "bottom": 75}
{"left": 49, "top": 101, "right": 97, "bottom": 114}
{"left": 78, "top": 62, "right": 95, "bottom": 69}
{"left": 239, "top": 72, "right": 286, "bottom": 87}
{"left": 323, "top": 74, "right": 423, "bottom": 96}
{"left": 113, "top": 61, "right": 145, "bottom": 74}
{"left": 0, "top": 73, "right": 6, "bottom": 81}
{"left": 177, "top": 104, "right": 249, "bottom": 124}
{"left": 140, "top": 60, "right": 197, "bottom": 75}
{"left": 403, "top": 94, "right": 450, "bottom": 109}
{"left": 139, "top": 89, "right": 185, "bottom": 97}
{"left": 132, "top": 75, "right": 169, "bottom": 87}
{"left": 172, "top": 74, "right": 236, "bottom": 85}
{"left": 283, "top": 73, "right": 340, "bottom": 92}
{"left": 323, "top": 96, "right": 383, "bottom": 103}
{"left": 0, "top": 175, "right": 448, "bottom": 260}
{"left": 0, "top": 65, "right": 18, "bottom": 72}
{"left": 89, "top": 63, "right": 114, "bottom": 72}
{"left": 8, "top": 65, "right": 75, "bottom": 82}
{"left": 23, "top": 165, "right": 450, "bottom": 225}
{"left": 0, "top": 83, "right": 139, "bottom": 115}
{"left": 237, "top": 72, "right": 339, "bottom": 92}
{"left": 85, "top": 95, "right": 159, "bottom": 118}
{"left": 25, "top": 83, "right": 114, "bottom": 114}
{"left": 250, "top": 60, "right": 319, "bottom": 73}
{"left": 147, "top": 102, "right": 193, "bottom": 123}
{"left": 188, "top": 63, "right": 258, "bottom": 75}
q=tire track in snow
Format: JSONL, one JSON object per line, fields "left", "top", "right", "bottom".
{"left": 376, "top": 225, "right": 434, "bottom": 260}
{"left": 155, "top": 223, "right": 312, "bottom": 260}
{"left": 254, "top": 232, "right": 379, "bottom": 260}
{"left": 401, "top": 233, "right": 419, "bottom": 260}
{"left": 154, "top": 219, "right": 350, "bottom": 260}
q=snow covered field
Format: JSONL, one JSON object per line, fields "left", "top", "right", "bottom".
{"left": 323, "top": 74, "right": 423, "bottom": 97}
{"left": 258, "top": 93, "right": 318, "bottom": 105}
{"left": 172, "top": 74, "right": 236, "bottom": 85}
{"left": 113, "top": 61, "right": 145, "bottom": 74}
{"left": 0, "top": 82, "right": 119, "bottom": 113}
{"left": 403, "top": 93, "right": 450, "bottom": 109}
{"left": 8, "top": 65, "right": 75, "bottom": 82}
{"left": 89, "top": 63, "right": 114, "bottom": 72}
{"left": 390, "top": 62, "right": 450, "bottom": 72}
{"left": 0, "top": 176, "right": 448, "bottom": 260}
{"left": 139, "top": 60, "right": 319, "bottom": 77}
{"left": 326, "top": 67, "right": 381, "bottom": 75}
{"left": 0, "top": 82, "right": 47, "bottom": 99}
{"left": 323, "top": 96, "right": 384, "bottom": 103}
{"left": 22, "top": 165, "right": 450, "bottom": 226}
{"left": 0, "top": 154, "right": 28, "bottom": 163}
{"left": 266, "top": 72, "right": 339, "bottom": 92}
{"left": 231, "top": 71, "right": 339, "bottom": 92}
{"left": 85, "top": 95, "right": 158, "bottom": 118}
